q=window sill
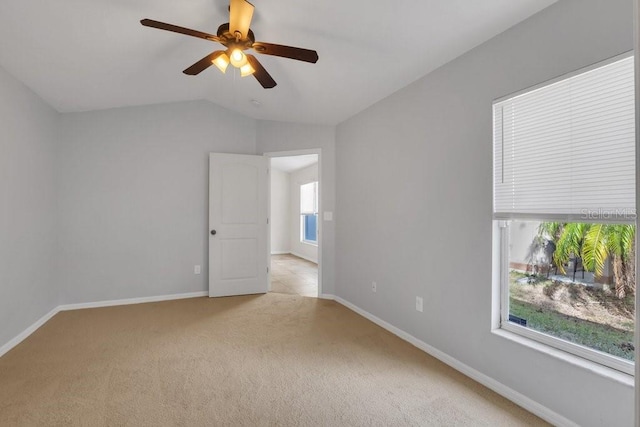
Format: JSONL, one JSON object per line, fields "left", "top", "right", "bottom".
{"left": 301, "top": 241, "right": 318, "bottom": 247}
{"left": 491, "top": 328, "right": 634, "bottom": 387}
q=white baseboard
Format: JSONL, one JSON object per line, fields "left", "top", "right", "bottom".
{"left": 58, "top": 291, "right": 208, "bottom": 311}
{"left": 318, "top": 293, "right": 335, "bottom": 300}
{"left": 290, "top": 251, "right": 318, "bottom": 264}
{"left": 271, "top": 251, "right": 290, "bottom": 255}
{"left": 0, "top": 291, "right": 208, "bottom": 359}
{"left": 0, "top": 307, "right": 59, "bottom": 358}
{"left": 332, "top": 296, "right": 578, "bottom": 427}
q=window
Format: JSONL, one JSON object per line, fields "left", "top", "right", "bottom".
{"left": 493, "top": 55, "right": 636, "bottom": 374}
{"left": 300, "top": 181, "right": 318, "bottom": 244}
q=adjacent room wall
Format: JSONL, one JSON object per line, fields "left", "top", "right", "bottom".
{"left": 270, "top": 168, "right": 291, "bottom": 254}
{"left": 256, "top": 121, "right": 336, "bottom": 295}
{"left": 290, "top": 163, "right": 319, "bottom": 263}
{"left": 335, "top": 0, "right": 634, "bottom": 425}
{"left": 56, "top": 101, "right": 257, "bottom": 303}
{"left": 0, "top": 65, "right": 59, "bottom": 349}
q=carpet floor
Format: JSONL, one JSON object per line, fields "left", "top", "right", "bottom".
{"left": 0, "top": 294, "right": 548, "bottom": 426}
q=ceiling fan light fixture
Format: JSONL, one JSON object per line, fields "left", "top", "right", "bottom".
{"left": 229, "top": 48, "right": 247, "bottom": 68}
{"left": 240, "top": 63, "right": 255, "bottom": 77}
{"left": 212, "top": 52, "right": 230, "bottom": 73}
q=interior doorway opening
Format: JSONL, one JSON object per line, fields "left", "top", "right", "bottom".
{"left": 268, "top": 151, "right": 320, "bottom": 297}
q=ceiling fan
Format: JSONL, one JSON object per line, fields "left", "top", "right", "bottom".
{"left": 141, "top": 0, "right": 319, "bottom": 89}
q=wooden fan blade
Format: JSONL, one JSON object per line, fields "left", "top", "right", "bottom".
{"left": 184, "top": 51, "right": 225, "bottom": 75}
{"left": 141, "top": 19, "right": 219, "bottom": 42}
{"left": 252, "top": 42, "right": 318, "bottom": 63}
{"left": 246, "top": 54, "right": 276, "bottom": 89}
{"left": 229, "top": 0, "right": 254, "bottom": 39}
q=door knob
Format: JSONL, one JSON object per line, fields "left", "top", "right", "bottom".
{"left": 210, "top": 230, "right": 217, "bottom": 235}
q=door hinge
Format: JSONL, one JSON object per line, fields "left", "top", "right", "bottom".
{"left": 267, "top": 217, "right": 269, "bottom": 224}
{"left": 267, "top": 267, "right": 269, "bottom": 273}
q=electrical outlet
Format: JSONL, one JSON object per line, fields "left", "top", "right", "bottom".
{"left": 194, "top": 265, "right": 201, "bottom": 275}
{"left": 415, "top": 296, "right": 423, "bottom": 312}
{"left": 371, "top": 281, "right": 377, "bottom": 293}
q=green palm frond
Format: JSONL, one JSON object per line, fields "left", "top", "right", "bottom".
{"left": 605, "top": 224, "right": 635, "bottom": 260}
{"left": 606, "top": 225, "right": 623, "bottom": 258}
{"left": 553, "top": 233, "right": 569, "bottom": 273}
{"left": 583, "top": 223, "right": 608, "bottom": 276}
{"left": 552, "top": 222, "right": 588, "bottom": 274}
{"left": 554, "top": 225, "right": 574, "bottom": 272}
{"left": 538, "top": 222, "right": 562, "bottom": 240}
{"left": 564, "top": 222, "right": 586, "bottom": 253}
{"left": 618, "top": 224, "right": 635, "bottom": 261}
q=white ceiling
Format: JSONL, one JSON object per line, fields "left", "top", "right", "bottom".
{"left": 271, "top": 155, "right": 318, "bottom": 173}
{"left": 0, "top": 0, "right": 557, "bottom": 125}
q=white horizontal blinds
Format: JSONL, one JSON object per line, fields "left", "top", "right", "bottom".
{"left": 300, "top": 182, "right": 317, "bottom": 214}
{"left": 493, "top": 105, "right": 503, "bottom": 194}
{"left": 493, "top": 56, "right": 636, "bottom": 221}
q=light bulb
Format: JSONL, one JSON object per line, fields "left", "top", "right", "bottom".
{"left": 212, "top": 52, "right": 229, "bottom": 73}
{"left": 240, "top": 63, "right": 255, "bottom": 77}
{"left": 232, "top": 49, "right": 243, "bottom": 62}
{"left": 229, "top": 48, "right": 247, "bottom": 68}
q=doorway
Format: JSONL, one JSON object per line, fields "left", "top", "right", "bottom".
{"left": 267, "top": 150, "right": 321, "bottom": 297}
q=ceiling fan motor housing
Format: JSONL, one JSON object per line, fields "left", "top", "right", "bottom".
{"left": 217, "top": 23, "right": 255, "bottom": 49}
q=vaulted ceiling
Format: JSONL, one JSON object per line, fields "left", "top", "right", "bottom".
{"left": 0, "top": 0, "right": 557, "bottom": 124}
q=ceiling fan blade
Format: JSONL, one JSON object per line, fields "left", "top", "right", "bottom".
{"left": 252, "top": 42, "right": 318, "bottom": 63}
{"left": 184, "top": 51, "right": 225, "bottom": 75}
{"left": 141, "top": 19, "right": 219, "bottom": 42}
{"left": 229, "top": 0, "right": 255, "bottom": 39}
{"left": 246, "top": 54, "right": 276, "bottom": 89}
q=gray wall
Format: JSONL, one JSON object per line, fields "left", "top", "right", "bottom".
{"left": 270, "top": 168, "right": 291, "bottom": 254}
{"left": 335, "top": 0, "right": 634, "bottom": 425}
{"left": 57, "top": 101, "right": 256, "bottom": 303}
{"left": 256, "top": 121, "right": 336, "bottom": 296}
{"left": 0, "top": 65, "right": 59, "bottom": 347}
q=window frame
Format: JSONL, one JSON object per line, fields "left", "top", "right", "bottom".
{"left": 493, "top": 52, "right": 636, "bottom": 376}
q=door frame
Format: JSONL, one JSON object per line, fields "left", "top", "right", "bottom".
{"left": 264, "top": 148, "right": 322, "bottom": 297}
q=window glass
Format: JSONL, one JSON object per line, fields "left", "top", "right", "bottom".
{"left": 303, "top": 214, "right": 317, "bottom": 243}
{"left": 300, "top": 182, "right": 318, "bottom": 243}
{"left": 506, "top": 220, "right": 635, "bottom": 363}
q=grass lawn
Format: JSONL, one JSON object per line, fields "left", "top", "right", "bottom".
{"left": 509, "top": 298, "right": 634, "bottom": 360}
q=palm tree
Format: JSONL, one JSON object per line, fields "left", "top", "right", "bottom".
{"left": 582, "top": 223, "right": 635, "bottom": 298}
{"left": 538, "top": 222, "right": 635, "bottom": 298}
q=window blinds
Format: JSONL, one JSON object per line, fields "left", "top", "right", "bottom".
{"left": 493, "top": 55, "right": 636, "bottom": 221}
{"left": 300, "top": 182, "right": 317, "bottom": 214}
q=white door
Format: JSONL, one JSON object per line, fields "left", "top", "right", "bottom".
{"left": 209, "top": 153, "right": 268, "bottom": 297}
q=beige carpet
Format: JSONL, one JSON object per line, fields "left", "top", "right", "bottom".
{"left": 0, "top": 294, "right": 548, "bottom": 426}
